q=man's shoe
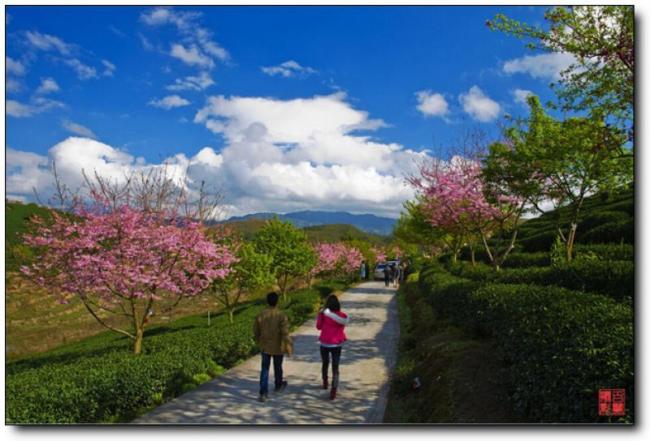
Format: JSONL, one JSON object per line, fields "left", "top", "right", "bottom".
{"left": 322, "top": 379, "right": 328, "bottom": 390}
{"left": 274, "top": 380, "right": 288, "bottom": 392}
{"left": 258, "top": 393, "right": 268, "bottom": 402}
{"left": 330, "top": 387, "right": 337, "bottom": 400}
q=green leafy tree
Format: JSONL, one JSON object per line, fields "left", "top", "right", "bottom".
{"left": 498, "top": 96, "right": 632, "bottom": 260}
{"left": 209, "top": 241, "right": 274, "bottom": 323}
{"left": 394, "top": 198, "right": 455, "bottom": 259}
{"left": 488, "top": 6, "right": 634, "bottom": 144}
{"left": 253, "top": 218, "right": 317, "bottom": 300}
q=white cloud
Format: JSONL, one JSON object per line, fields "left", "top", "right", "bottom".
{"left": 109, "top": 25, "right": 126, "bottom": 38}
{"left": 65, "top": 58, "right": 98, "bottom": 80}
{"left": 7, "top": 78, "right": 23, "bottom": 93}
{"left": 25, "top": 31, "right": 72, "bottom": 55}
{"left": 6, "top": 100, "right": 36, "bottom": 118}
{"left": 8, "top": 94, "right": 428, "bottom": 217}
{"left": 62, "top": 121, "right": 97, "bottom": 139}
{"left": 415, "top": 90, "right": 449, "bottom": 117}
{"left": 148, "top": 94, "right": 191, "bottom": 109}
{"left": 141, "top": 7, "right": 229, "bottom": 66}
{"left": 36, "top": 77, "right": 60, "bottom": 94}
{"left": 458, "top": 86, "right": 500, "bottom": 122}
{"left": 138, "top": 33, "right": 154, "bottom": 51}
{"left": 7, "top": 57, "right": 26, "bottom": 76}
{"left": 170, "top": 43, "right": 214, "bottom": 69}
{"left": 512, "top": 88, "right": 534, "bottom": 106}
{"left": 6, "top": 148, "right": 52, "bottom": 196}
{"left": 101, "top": 59, "right": 116, "bottom": 77}
{"left": 166, "top": 71, "right": 214, "bottom": 91}
{"left": 7, "top": 97, "right": 64, "bottom": 118}
{"left": 503, "top": 52, "right": 576, "bottom": 80}
{"left": 261, "top": 60, "right": 317, "bottom": 78}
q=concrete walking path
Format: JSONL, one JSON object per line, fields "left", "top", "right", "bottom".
{"left": 135, "top": 281, "right": 399, "bottom": 424}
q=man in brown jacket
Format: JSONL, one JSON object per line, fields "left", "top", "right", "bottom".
{"left": 253, "top": 292, "right": 293, "bottom": 402}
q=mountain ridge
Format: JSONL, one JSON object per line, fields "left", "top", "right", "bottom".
{"left": 222, "top": 210, "right": 396, "bottom": 235}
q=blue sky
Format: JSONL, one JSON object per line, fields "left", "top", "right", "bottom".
{"left": 6, "top": 6, "right": 564, "bottom": 217}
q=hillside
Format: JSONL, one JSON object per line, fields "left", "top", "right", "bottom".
{"left": 516, "top": 187, "right": 634, "bottom": 252}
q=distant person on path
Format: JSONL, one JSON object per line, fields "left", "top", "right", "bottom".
{"left": 393, "top": 264, "right": 402, "bottom": 288}
{"left": 383, "top": 264, "right": 390, "bottom": 287}
{"left": 365, "top": 261, "right": 370, "bottom": 280}
{"left": 360, "top": 260, "right": 366, "bottom": 280}
{"left": 253, "top": 292, "right": 293, "bottom": 402}
{"left": 316, "top": 294, "right": 349, "bottom": 400}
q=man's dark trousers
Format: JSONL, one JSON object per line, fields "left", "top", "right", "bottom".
{"left": 260, "top": 352, "right": 284, "bottom": 395}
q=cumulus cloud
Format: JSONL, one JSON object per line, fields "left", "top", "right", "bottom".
{"left": 36, "top": 77, "right": 60, "bottom": 94}
{"left": 512, "top": 88, "right": 534, "bottom": 106}
{"left": 503, "top": 52, "right": 576, "bottom": 80}
{"left": 458, "top": 86, "right": 500, "bottom": 122}
{"left": 25, "top": 30, "right": 72, "bottom": 55}
{"left": 101, "top": 59, "right": 116, "bottom": 77}
{"left": 261, "top": 60, "right": 317, "bottom": 78}
{"left": 8, "top": 94, "right": 428, "bottom": 217}
{"left": 62, "top": 120, "right": 97, "bottom": 139}
{"left": 65, "top": 58, "right": 98, "bottom": 80}
{"left": 415, "top": 90, "right": 449, "bottom": 117}
{"left": 7, "top": 97, "right": 64, "bottom": 118}
{"left": 7, "top": 78, "right": 23, "bottom": 93}
{"left": 170, "top": 43, "right": 214, "bottom": 69}
{"left": 141, "top": 7, "right": 229, "bottom": 69}
{"left": 166, "top": 71, "right": 214, "bottom": 91}
{"left": 148, "top": 94, "right": 191, "bottom": 109}
{"left": 7, "top": 57, "right": 26, "bottom": 76}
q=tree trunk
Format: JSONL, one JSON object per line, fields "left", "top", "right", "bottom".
{"left": 470, "top": 245, "right": 476, "bottom": 266}
{"left": 228, "top": 308, "right": 234, "bottom": 324}
{"left": 566, "top": 222, "right": 578, "bottom": 262}
{"left": 133, "top": 325, "right": 144, "bottom": 355}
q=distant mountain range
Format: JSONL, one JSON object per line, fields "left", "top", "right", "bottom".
{"left": 222, "top": 210, "right": 397, "bottom": 236}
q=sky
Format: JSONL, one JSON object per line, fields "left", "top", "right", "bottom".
{"left": 5, "top": 5, "right": 568, "bottom": 218}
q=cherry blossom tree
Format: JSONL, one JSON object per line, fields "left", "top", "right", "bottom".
{"left": 21, "top": 198, "right": 236, "bottom": 354}
{"left": 409, "top": 157, "right": 525, "bottom": 269}
{"left": 312, "top": 242, "right": 364, "bottom": 280}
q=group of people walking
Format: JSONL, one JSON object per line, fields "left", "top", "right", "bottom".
{"left": 253, "top": 292, "right": 348, "bottom": 403}
{"left": 253, "top": 259, "right": 406, "bottom": 403}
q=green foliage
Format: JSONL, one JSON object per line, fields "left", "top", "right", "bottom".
{"left": 419, "top": 264, "right": 633, "bottom": 422}
{"left": 253, "top": 218, "right": 317, "bottom": 296}
{"left": 209, "top": 241, "right": 274, "bottom": 321}
{"left": 488, "top": 6, "right": 634, "bottom": 137}
{"left": 6, "top": 285, "right": 322, "bottom": 423}
{"left": 581, "top": 219, "right": 634, "bottom": 245}
{"left": 550, "top": 234, "right": 567, "bottom": 267}
{"left": 447, "top": 260, "right": 633, "bottom": 301}
{"left": 5, "top": 201, "right": 54, "bottom": 272}
{"left": 574, "top": 243, "right": 633, "bottom": 261}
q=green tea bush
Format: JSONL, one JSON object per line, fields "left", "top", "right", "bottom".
{"left": 419, "top": 264, "right": 633, "bottom": 422}
{"left": 519, "top": 230, "right": 558, "bottom": 252}
{"left": 447, "top": 260, "right": 633, "bottom": 301}
{"left": 6, "top": 285, "right": 321, "bottom": 423}
{"left": 573, "top": 243, "right": 634, "bottom": 261}
{"left": 578, "top": 211, "right": 630, "bottom": 233}
{"left": 581, "top": 219, "right": 634, "bottom": 244}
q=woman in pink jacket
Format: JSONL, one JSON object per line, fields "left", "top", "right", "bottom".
{"left": 316, "top": 294, "right": 349, "bottom": 400}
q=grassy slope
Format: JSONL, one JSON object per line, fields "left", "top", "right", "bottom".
{"left": 5, "top": 202, "right": 364, "bottom": 360}
{"left": 384, "top": 274, "right": 524, "bottom": 423}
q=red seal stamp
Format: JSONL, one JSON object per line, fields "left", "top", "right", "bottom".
{"left": 599, "top": 389, "right": 626, "bottom": 416}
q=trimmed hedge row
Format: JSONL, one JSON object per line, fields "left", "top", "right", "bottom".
{"left": 581, "top": 219, "right": 634, "bottom": 244}
{"left": 6, "top": 288, "right": 321, "bottom": 423}
{"left": 418, "top": 265, "right": 634, "bottom": 422}
{"left": 574, "top": 243, "right": 634, "bottom": 261}
{"left": 446, "top": 260, "right": 633, "bottom": 301}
